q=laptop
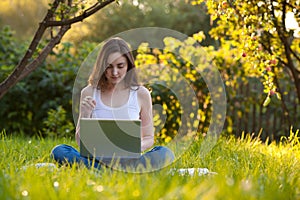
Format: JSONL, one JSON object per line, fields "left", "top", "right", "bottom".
{"left": 79, "top": 118, "right": 142, "bottom": 162}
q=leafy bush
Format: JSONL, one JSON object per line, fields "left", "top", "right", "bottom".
{"left": 0, "top": 26, "right": 96, "bottom": 136}
{"left": 135, "top": 36, "right": 212, "bottom": 143}
{"left": 42, "top": 106, "right": 75, "bottom": 138}
{"left": 0, "top": 26, "right": 26, "bottom": 81}
{"left": 1, "top": 24, "right": 298, "bottom": 142}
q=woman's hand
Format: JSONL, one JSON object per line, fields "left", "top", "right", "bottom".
{"left": 80, "top": 96, "right": 96, "bottom": 118}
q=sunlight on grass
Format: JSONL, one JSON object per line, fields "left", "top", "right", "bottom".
{"left": 0, "top": 130, "right": 299, "bottom": 199}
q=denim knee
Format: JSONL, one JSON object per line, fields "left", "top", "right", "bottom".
{"left": 50, "top": 144, "right": 101, "bottom": 169}
{"left": 50, "top": 144, "right": 67, "bottom": 160}
{"left": 141, "top": 146, "right": 175, "bottom": 170}
{"left": 50, "top": 144, "right": 79, "bottom": 164}
{"left": 151, "top": 146, "right": 175, "bottom": 162}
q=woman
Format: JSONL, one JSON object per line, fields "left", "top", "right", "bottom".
{"left": 51, "top": 37, "right": 175, "bottom": 171}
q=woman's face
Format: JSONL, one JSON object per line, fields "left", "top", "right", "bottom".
{"left": 105, "top": 52, "right": 128, "bottom": 86}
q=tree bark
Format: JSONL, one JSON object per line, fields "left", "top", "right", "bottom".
{"left": 270, "top": 0, "right": 300, "bottom": 105}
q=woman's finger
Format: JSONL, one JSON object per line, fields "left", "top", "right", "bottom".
{"left": 82, "top": 99, "right": 95, "bottom": 108}
{"left": 84, "top": 96, "right": 93, "bottom": 101}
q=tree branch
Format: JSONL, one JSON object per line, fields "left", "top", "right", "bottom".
{"left": 269, "top": 0, "right": 300, "bottom": 102}
{"left": 46, "top": 0, "right": 115, "bottom": 27}
{"left": 0, "top": 0, "right": 62, "bottom": 98}
{"left": 270, "top": 0, "right": 285, "bottom": 43}
{"left": 273, "top": 71, "right": 292, "bottom": 127}
{"left": 0, "top": 0, "right": 116, "bottom": 99}
{"left": 18, "top": 25, "right": 71, "bottom": 81}
{"left": 288, "top": 44, "right": 300, "bottom": 64}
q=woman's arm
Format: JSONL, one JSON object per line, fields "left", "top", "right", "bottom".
{"left": 138, "top": 86, "right": 154, "bottom": 151}
{"left": 75, "top": 85, "right": 95, "bottom": 146}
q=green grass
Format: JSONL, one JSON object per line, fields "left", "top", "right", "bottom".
{"left": 0, "top": 130, "right": 299, "bottom": 200}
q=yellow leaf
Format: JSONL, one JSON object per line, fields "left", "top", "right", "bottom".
{"left": 237, "top": 111, "right": 242, "bottom": 118}
{"left": 162, "top": 103, "right": 168, "bottom": 110}
{"left": 276, "top": 92, "right": 281, "bottom": 100}
{"left": 263, "top": 96, "right": 271, "bottom": 107}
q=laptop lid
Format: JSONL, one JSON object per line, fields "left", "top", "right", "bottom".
{"left": 80, "top": 118, "right": 141, "bottom": 160}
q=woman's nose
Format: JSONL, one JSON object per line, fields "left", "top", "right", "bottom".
{"left": 112, "top": 67, "right": 118, "bottom": 75}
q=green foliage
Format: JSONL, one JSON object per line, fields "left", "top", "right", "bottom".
{"left": 0, "top": 0, "right": 215, "bottom": 46}
{"left": 0, "top": 26, "right": 96, "bottom": 136}
{"left": 42, "top": 106, "right": 75, "bottom": 138}
{"left": 0, "top": 26, "right": 26, "bottom": 82}
{"left": 1, "top": 0, "right": 299, "bottom": 141}
{"left": 135, "top": 34, "right": 212, "bottom": 143}
{"left": 135, "top": 21, "right": 299, "bottom": 141}
{"left": 205, "top": 0, "right": 299, "bottom": 100}
{"left": 0, "top": 131, "right": 299, "bottom": 199}
{"left": 75, "top": 0, "right": 215, "bottom": 46}
{"left": 185, "top": 0, "right": 300, "bottom": 139}
{"left": 148, "top": 83, "right": 182, "bottom": 143}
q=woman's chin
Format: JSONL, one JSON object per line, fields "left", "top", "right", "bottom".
{"left": 108, "top": 79, "right": 122, "bottom": 86}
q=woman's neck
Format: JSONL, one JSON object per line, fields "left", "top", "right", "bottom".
{"left": 104, "top": 82, "right": 127, "bottom": 93}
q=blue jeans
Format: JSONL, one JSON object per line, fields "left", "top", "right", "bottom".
{"left": 51, "top": 144, "right": 175, "bottom": 172}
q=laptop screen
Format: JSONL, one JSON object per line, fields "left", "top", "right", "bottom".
{"left": 80, "top": 118, "right": 141, "bottom": 159}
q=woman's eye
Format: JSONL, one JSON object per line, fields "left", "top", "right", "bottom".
{"left": 118, "top": 63, "right": 125, "bottom": 68}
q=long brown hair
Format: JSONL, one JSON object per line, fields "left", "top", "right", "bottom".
{"left": 88, "top": 37, "right": 139, "bottom": 90}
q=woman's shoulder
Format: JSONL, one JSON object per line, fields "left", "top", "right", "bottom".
{"left": 136, "top": 85, "right": 151, "bottom": 99}
{"left": 81, "top": 85, "right": 94, "bottom": 97}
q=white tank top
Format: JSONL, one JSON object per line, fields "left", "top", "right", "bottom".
{"left": 91, "top": 88, "right": 140, "bottom": 120}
